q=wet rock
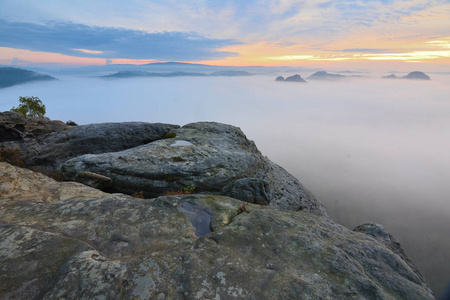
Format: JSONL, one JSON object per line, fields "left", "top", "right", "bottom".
{"left": 0, "top": 164, "right": 434, "bottom": 299}
{"left": 60, "top": 122, "right": 326, "bottom": 215}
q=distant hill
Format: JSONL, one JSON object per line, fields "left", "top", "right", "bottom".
{"left": 283, "top": 74, "right": 307, "bottom": 82}
{"left": 382, "top": 74, "right": 397, "bottom": 79}
{"left": 101, "top": 70, "right": 254, "bottom": 79}
{"left": 0, "top": 67, "right": 55, "bottom": 89}
{"left": 403, "top": 71, "right": 431, "bottom": 80}
{"left": 102, "top": 71, "right": 207, "bottom": 78}
{"left": 210, "top": 70, "right": 253, "bottom": 76}
{"left": 382, "top": 71, "right": 431, "bottom": 80}
{"left": 307, "top": 71, "right": 346, "bottom": 80}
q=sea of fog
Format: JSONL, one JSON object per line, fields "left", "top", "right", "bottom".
{"left": 1, "top": 73, "right": 450, "bottom": 296}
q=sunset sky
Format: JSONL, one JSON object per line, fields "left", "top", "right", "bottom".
{"left": 0, "top": 0, "right": 449, "bottom": 71}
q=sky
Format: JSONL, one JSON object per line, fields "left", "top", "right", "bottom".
{"left": 0, "top": 0, "right": 450, "bottom": 71}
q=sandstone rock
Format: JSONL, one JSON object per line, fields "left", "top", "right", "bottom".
{"left": 0, "top": 112, "right": 179, "bottom": 172}
{"left": 60, "top": 122, "right": 326, "bottom": 215}
{"left": 0, "top": 163, "right": 434, "bottom": 299}
{"left": 0, "top": 111, "right": 67, "bottom": 142}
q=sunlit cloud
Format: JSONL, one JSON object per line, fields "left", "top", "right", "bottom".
{"left": 362, "top": 50, "right": 450, "bottom": 61}
{"left": 267, "top": 55, "right": 315, "bottom": 61}
{"left": 73, "top": 49, "right": 104, "bottom": 54}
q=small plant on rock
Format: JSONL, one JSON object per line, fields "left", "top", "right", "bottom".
{"left": 183, "top": 185, "right": 195, "bottom": 194}
{"left": 131, "top": 191, "right": 144, "bottom": 199}
{"left": 11, "top": 96, "right": 47, "bottom": 118}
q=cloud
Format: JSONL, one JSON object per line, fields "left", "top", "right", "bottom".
{"left": 0, "top": 19, "right": 239, "bottom": 61}
{"left": 339, "top": 48, "right": 389, "bottom": 53}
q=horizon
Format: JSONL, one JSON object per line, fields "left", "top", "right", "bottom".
{"left": 0, "top": 1, "right": 449, "bottom": 72}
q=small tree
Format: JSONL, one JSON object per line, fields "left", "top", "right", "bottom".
{"left": 11, "top": 96, "right": 47, "bottom": 118}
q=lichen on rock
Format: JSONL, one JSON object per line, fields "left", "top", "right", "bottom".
{"left": 0, "top": 163, "right": 434, "bottom": 299}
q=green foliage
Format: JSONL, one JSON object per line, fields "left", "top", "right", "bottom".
{"left": 183, "top": 184, "right": 195, "bottom": 194}
{"left": 11, "top": 96, "right": 47, "bottom": 118}
{"left": 131, "top": 191, "right": 144, "bottom": 199}
{"left": 66, "top": 120, "right": 78, "bottom": 126}
{"left": 163, "top": 132, "right": 177, "bottom": 139}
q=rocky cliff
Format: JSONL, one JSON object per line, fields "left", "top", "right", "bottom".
{"left": 0, "top": 113, "right": 434, "bottom": 299}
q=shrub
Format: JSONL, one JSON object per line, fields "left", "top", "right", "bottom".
{"left": 11, "top": 96, "right": 47, "bottom": 118}
{"left": 163, "top": 132, "right": 176, "bottom": 139}
{"left": 66, "top": 120, "right": 78, "bottom": 126}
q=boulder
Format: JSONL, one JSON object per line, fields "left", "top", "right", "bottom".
{"left": 0, "top": 111, "right": 68, "bottom": 142}
{"left": 0, "top": 112, "right": 179, "bottom": 172}
{"left": 60, "top": 122, "right": 326, "bottom": 215}
{"left": 284, "top": 74, "right": 306, "bottom": 82}
{"left": 0, "top": 163, "right": 434, "bottom": 299}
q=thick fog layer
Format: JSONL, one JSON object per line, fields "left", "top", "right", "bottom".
{"left": 1, "top": 74, "right": 449, "bottom": 296}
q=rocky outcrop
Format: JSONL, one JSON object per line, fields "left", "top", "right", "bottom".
{"left": 275, "top": 76, "right": 284, "bottom": 81}
{"left": 284, "top": 74, "right": 306, "bottom": 82}
{"left": 0, "top": 112, "right": 179, "bottom": 172}
{"left": 382, "top": 74, "right": 397, "bottom": 79}
{"left": 0, "top": 111, "right": 68, "bottom": 142}
{"left": 60, "top": 122, "right": 325, "bottom": 215}
{"left": 0, "top": 162, "right": 434, "bottom": 299}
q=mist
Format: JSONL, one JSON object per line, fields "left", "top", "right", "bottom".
{"left": 1, "top": 74, "right": 449, "bottom": 296}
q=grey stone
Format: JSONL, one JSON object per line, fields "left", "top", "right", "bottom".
{"left": 0, "top": 163, "right": 434, "bottom": 299}
{"left": 227, "top": 178, "right": 271, "bottom": 205}
{"left": 0, "top": 111, "right": 67, "bottom": 142}
{"left": 0, "top": 111, "right": 179, "bottom": 172}
{"left": 60, "top": 122, "right": 327, "bottom": 215}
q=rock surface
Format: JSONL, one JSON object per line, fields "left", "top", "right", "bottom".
{"left": 0, "top": 162, "right": 433, "bottom": 299}
{"left": 60, "top": 122, "right": 325, "bottom": 215}
{"left": 0, "top": 111, "right": 68, "bottom": 142}
{"left": 0, "top": 111, "right": 179, "bottom": 172}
